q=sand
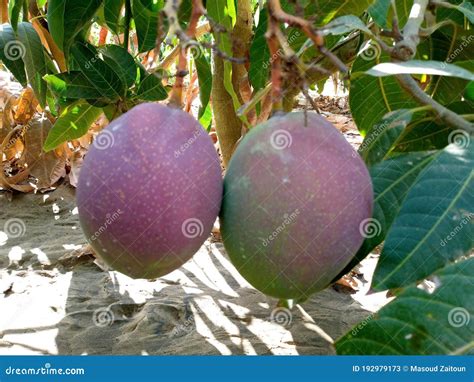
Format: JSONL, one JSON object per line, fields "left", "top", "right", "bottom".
{"left": 0, "top": 184, "right": 388, "bottom": 355}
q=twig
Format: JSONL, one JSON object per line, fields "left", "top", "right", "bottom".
{"left": 392, "top": 0, "right": 429, "bottom": 61}
{"left": 164, "top": 0, "right": 205, "bottom": 106}
{"left": 266, "top": 12, "right": 283, "bottom": 112}
{"left": 397, "top": 74, "right": 474, "bottom": 133}
{"left": 267, "top": 0, "right": 348, "bottom": 75}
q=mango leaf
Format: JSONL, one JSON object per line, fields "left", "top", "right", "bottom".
{"left": 16, "top": 22, "right": 49, "bottom": 107}
{"left": 104, "top": 0, "right": 124, "bottom": 35}
{"left": 8, "top": 0, "right": 23, "bottom": 30}
{"left": 465, "top": 81, "right": 474, "bottom": 102}
{"left": 321, "top": 15, "right": 371, "bottom": 36}
{"left": 336, "top": 258, "right": 474, "bottom": 355}
{"left": 193, "top": 50, "right": 212, "bottom": 119}
{"left": 317, "top": 0, "right": 373, "bottom": 24}
{"left": 131, "top": 0, "right": 163, "bottom": 53}
{"left": 349, "top": 51, "right": 417, "bottom": 135}
{"left": 365, "top": 60, "right": 474, "bottom": 81}
{"left": 395, "top": 101, "right": 474, "bottom": 152}
{"left": 100, "top": 44, "right": 138, "bottom": 88}
{"left": 207, "top": 0, "right": 241, "bottom": 112}
{"left": 359, "top": 109, "right": 418, "bottom": 166}
{"left": 431, "top": 61, "right": 472, "bottom": 105}
{"left": 0, "top": 23, "right": 27, "bottom": 85}
{"left": 452, "top": 0, "right": 474, "bottom": 23}
{"left": 44, "top": 101, "right": 102, "bottom": 151}
{"left": 47, "top": 0, "right": 103, "bottom": 55}
{"left": 368, "top": 0, "right": 391, "bottom": 28}
{"left": 135, "top": 73, "right": 167, "bottom": 101}
{"left": 333, "top": 151, "right": 436, "bottom": 282}
{"left": 248, "top": 9, "right": 269, "bottom": 92}
{"left": 44, "top": 72, "right": 103, "bottom": 99}
{"left": 373, "top": 143, "right": 474, "bottom": 291}
{"left": 70, "top": 41, "right": 124, "bottom": 100}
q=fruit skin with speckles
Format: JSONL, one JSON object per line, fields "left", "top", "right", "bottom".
{"left": 77, "top": 103, "right": 222, "bottom": 279}
{"left": 220, "top": 112, "right": 373, "bottom": 300}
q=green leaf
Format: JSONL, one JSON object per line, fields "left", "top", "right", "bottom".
{"left": 100, "top": 44, "right": 138, "bottom": 88}
{"left": 336, "top": 258, "right": 474, "bottom": 355}
{"left": 16, "top": 22, "right": 49, "bottom": 107}
{"left": 0, "top": 23, "right": 27, "bottom": 86}
{"left": 431, "top": 61, "right": 472, "bottom": 105}
{"left": 365, "top": 60, "right": 474, "bottom": 81}
{"left": 47, "top": 0, "right": 103, "bottom": 55}
{"left": 454, "top": 0, "right": 474, "bottom": 23}
{"left": 70, "top": 41, "right": 125, "bottom": 100}
{"left": 368, "top": 0, "right": 391, "bottom": 28}
{"left": 395, "top": 101, "right": 474, "bottom": 152}
{"left": 317, "top": 0, "right": 373, "bottom": 24}
{"left": 104, "top": 0, "right": 124, "bottom": 35}
{"left": 194, "top": 50, "right": 212, "bottom": 119}
{"left": 373, "top": 143, "right": 474, "bottom": 291}
{"left": 135, "top": 73, "right": 167, "bottom": 101}
{"left": 349, "top": 51, "right": 417, "bottom": 135}
{"left": 207, "top": 0, "right": 241, "bottom": 114}
{"left": 131, "top": 0, "right": 163, "bottom": 53}
{"left": 44, "top": 72, "right": 103, "bottom": 99}
{"left": 322, "top": 15, "right": 371, "bottom": 36}
{"left": 359, "top": 109, "right": 417, "bottom": 166}
{"left": 333, "top": 151, "right": 436, "bottom": 282}
{"left": 249, "top": 9, "right": 269, "bottom": 92}
{"left": 465, "top": 81, "right": 474, "bottom": 102}
{"left": 44, "top": 101, "right": 102, "bottom": 151}
{"left": 9, "top": 0, "right": 23, "bottom": 30}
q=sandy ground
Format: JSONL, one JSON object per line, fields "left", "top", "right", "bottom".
{"left": 0, "top": 183, "right": 388, "bottom": 355}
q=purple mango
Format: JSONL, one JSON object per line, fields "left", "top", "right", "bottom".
{"left": 220, "top": 112, "right": 373, "bottom": 300}
{"left": 77, "top": 103, "right": 222, "bottom": 279}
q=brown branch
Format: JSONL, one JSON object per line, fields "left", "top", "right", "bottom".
{"left": 397, "top": 74, "right": 474, "bottom": 133}
{"left": 164, "top": 0, "right": 205, "bottom": 107}
{"left": 267, "top": 0, "right": 348, "bottom": 75}
{"left": 266, "top": 10, "right": 283, "bottom": 112}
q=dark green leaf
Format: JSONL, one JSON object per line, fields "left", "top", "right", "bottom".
{"left": 104, "top": 0, "right": 124, "bottom": 35}
{"left": 368, "top": 0, "right": 391, "bottom": 28}
{"left": 47, "top": 0, "right": 103, "bottom": 55}
{"left": 16, "top": 22, "right": 49, "bottom": 106}
{"left": 131, "top": 0, "right": 163, "bottom": 53}
{"left": 100, "top": 44, "right": 138, "bottom": 88}
{"left": 322, "top": 15, "right": 371, "bottom": 36}
{"left": 194, "top": 49, "right": 212, "bottom": 119}
{"left": 9, "top": 0, "right": 23, "bottom": 30}
{"left": 249, "top": 9, "right": 269, "bottom": 92}
{"left": 44, "top": 101, "right": 102, "bottom": 151}
{"left": 373, "top": 144, "right": 474, "bottom": 290}
{"left": 0, "top": 23, "right": 27, "bottom": 85}
{"left": 70, "top": 41, "right": 125, "bottom": 100}
{"left": 44, "top": 72, "right": 103, "bottom": 99}
{"left": 350, "top": 51, "right": 417, "bottom": 135}
{"left": 135, "top": 73, "right": 167, "bottom": 101}
{"left": 336, "top": 258, "right": 474, "bottom": 355}
{"left": 359, "top": 109, "right": 417, "bottom": 166}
